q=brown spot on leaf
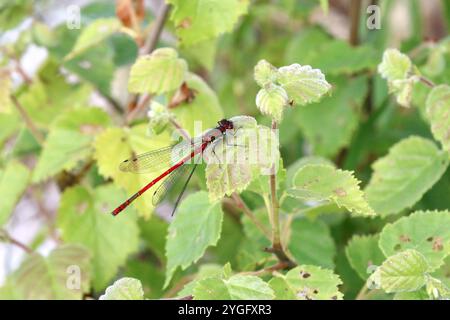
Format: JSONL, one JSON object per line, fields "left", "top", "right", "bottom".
{"left": 427, "top": 237, "right": 433, "bottom": 242}
{"left": 399, "top": 234, "right": 411, "bottom": 243}
{"left": 394, "top": 244, "right": 402, "bottom": 251}
{"left": 334, "top": 188, "right": 347, "bottom": 197}
{"left": 313, "top": 289, "right": 318, "bottom": 294}
{"left": 302, "top": 272, "right": 311, "bottom": 279}
{"left": 432, "top": 237, "right": 443, "bottom": 251}
{"left": 168, "top": 82, "right": 197, "bottom": 109}
{"left": 76, "top": 202, "right": 88, "bottom": 214}
{"left": 178, "top": 18, "right": 192, "bottom": 29}
{"left": 331, "top": 296, "right": 337, "bottom": 300}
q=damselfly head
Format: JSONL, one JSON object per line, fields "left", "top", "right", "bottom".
{"left": 217, "top": 119, "right": 234, "bottom": 130}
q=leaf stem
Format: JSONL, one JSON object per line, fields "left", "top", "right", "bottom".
{"left": 349, "top": 0, "right": 362, "bottom": 46}
{"left": 418, "top": 76, "right": 435, "bottom": 88}
{"left": 0, "top": 229, "right": 33, "bottom": 254}
{"left": 169, "top": 117, "right": 192, "bottom": 142}
{"left": 231, "top": 193, "right": 271, "bottom": 239}
{"left": 10, "top": 94, "right": 45, "bottom": 145}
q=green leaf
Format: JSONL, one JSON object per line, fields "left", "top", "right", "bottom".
{"left": 277, "top": 63, "right": 331, "bottom": 106}
{"left": 193, "top": 274, "right": 274, "bottom": 300}
{"left": 99, "top": 277, "right": 144, "bottom": 300}
{"left": 0, "top": 70, "right": 12, "bottom": 113}
{"left": 378, "top": 48, "right": 412, "bottom": 81}
{"left": 271, "top": 266, "right": 343, "bottom": 300}
{"left": 167, "top": 0, "right": 249, "bottom": 46}
{"left": 165, "top": 191, "right": 224, "bottom": 288}
{"left": 93, "top": 125, "right": 172, "bottom": 218}
{"left": 254, "top": 59, "right": 279, "bottom": 87}
{"left": 32, "top": 107, "right": 110, "bottom": 182}
{"left": 65, "top": 18, "right": 122, "bottom": 60}
{"left": 255, "top": 84, "right": 288, "bottom": 122}
{"left": 365, "top": 137, "right": 449, "bottom": 217}
{"left": 394, "top": 288, "right": 429, "bottom": 300}
{"left": 425, "top": 276, "right": 450, "bottom": 300}
{"left": 6, "top": 244, "right": 91, "bottom": 300}
{"left": 0, "top": 161, "right": 30, "bottom": 226}
{"left": 288, "top": 164, "right": 375, "bottom": 217}
{"left": 128, "top": 48, "right": 188, "bottom": 95}
{"left": 426, "top": 84, "right": 450, "bottom": 152}
{"left": 57, "top": 184, "right": 139, "bottom": 290}
{"left": 345, "top": 234, "right": 385, "bottom": 280}
{"left": 177, "top": 264, "right": 224, "bottom": 297}
{"left": 0, "top": 0, "right": 32, "bottom": 31}
{"left": 379, "top": 210, "right": 450, "bottom": 271}
{"left": 288, "top": 218, "right": 336, "bottom": 269}
{"left": 296, "top": 75, "right": 368, "bottom": 157}
{"left": 379, "top": 249, "right": 429, "bottom": 293}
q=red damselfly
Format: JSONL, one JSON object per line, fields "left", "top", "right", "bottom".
{"left": 111, "top": 119, "right": 237, "bottom": 216}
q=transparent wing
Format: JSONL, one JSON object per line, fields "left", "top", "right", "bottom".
{"left": 119, "top": 137, "right": 203, "bottom": 174}
{"left": 152, "top": 163, "right": 196, "bottom": 207}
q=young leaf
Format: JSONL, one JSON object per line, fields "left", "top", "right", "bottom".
{"left": 379, "top": 210, "right": 450, "bottom": 271}
{"left": 288, "top": 164, "right": 375, "bottom": 217}
{"left": 426, "top": 84, "right": 450, "bottom": 153}
{"left": 345, "top": 234, "right": 385, "bottom": 280}
{"left": 32, "top": 107, "right": 110, "bottom": 182}
{"left": 8, "top": 245, "right": 91, "bottom": 299}
{"left": 165, "top": 191, "right": 224, "bottom": 288}
{"left": 378, "top": 48, "right": 412, "bottom": 81}
{"left": 288, "top": 218, "right": 336, "bottom": 269}
{"left": 57, "top": 184, "right": 139, "bottom": 290}
{"left": 365, "top": 137, "right": 449, "bottom": 217}
{"left": 270, "top": 265, "right": 343, "bottom": 300}
{"left": 379, "top": 249, "right": 429, "bottom": 293}
{"left": 193, "top": 274, "right": 274, "bottom": 300}
{"left": 0, "top": 161, "right": 30, "bottom": 226}
{"left": 425, "top": 276, "right": 450, "bottom": 300}
{"left": 277, "top": 64, "right": 331, "bottom": 106}
{"left": 254, "top": 59, "right": 279, "bottom": 87}
{"left": 177, "top": 264, "right": 224, "bottom": 297}
{"left": 99, "top": 277, "right": 144, "bottom": 300}
{"left": 255, "top": 84, "right": 289, "bottom": 122}
{"left": 167, "top": 0, "right": 249, "bottom": 46}
{"left": 128, "top": 48, "right": 188, "bottom": 94}
{"left": 65, "top": 18, "right": 122, "bottom": 60}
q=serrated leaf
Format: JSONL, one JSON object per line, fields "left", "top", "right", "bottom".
{"left": 99, "top": 277, "right": 144, "bottom": 300}
{"left": 165, "top": 191, "right": 224, "bottom": 288}
{"left": 277, "top": 64, "right": 331, "bottom": 106}
{"left": 379, "top": 210, "right": 450, "bottom": 271}
{"left": 296, "top": 75, "right": 368, "bottom": 157}
{"left": 254, "top": 59, "right": 279, "bottom": 87}
{"left": 65, "top": 18, "right": 122, "bottom": 60}
{"left": 193, "top": 274, "right": 274, "bottom": 300}
{"left": 177, "top": 264, "right": 224, "bottom": 297}
{"left": 7, "top": 245, "right": 91, "bottom": 300}
{"left": 288, "top": 218, "right": 336, "bottom": 269}
{"left": 255, "top": 84, "right": 288, "bottom": 122}
{"left": 288, "top": 164, "right": 375, "bottom": 217}
{"left": 57, "top": 184, "right": 139, "bottom": 290}
{"left": 271, "top": 265, "right": 343, "bottom": 300}
{"left": 345, "top": 235, "right": 385, "bottom": 280}
{"left": 365, "top": 137, "right": 449, "bottom": 216}
{"left": 378, "top": 48, "right": 412, "bottom": 81}
{"left": 32, "top": 107, "right": 110, "bottom": 182}
{"left": 426, "top": 84, "right": 450, "bottom": 152}
{"left": 167, "top": 0, "right": 249, "bottom": 46}
{"left": 0, "top": 161, "right": 30, "bottom": 226}
{"left": 128, "top": 48, "right": 188, "bottom": 95}
{"left": 388, "top": 77, "right": 419, "bottom": 108}
{"left": 379, "top": 249, "right": 429, "bottom": 293}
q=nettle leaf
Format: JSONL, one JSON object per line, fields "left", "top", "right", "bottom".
{"left": 277, "top": 64, "right": 331, "bottom": 106}
{"left": 65, "top": 18, "right": 122, "bottom": 60}
{"left": 7, "top": 245, "right": 91, "bottom": 300}
{"left": 165, "top": 191, "right": 224, "bottom": 288}
{"left": 254, "top": 59, "right": 279, "bottom": 87}
{"left": 167, "top": 0, "right": 249, "bottom": 46}
{"left": 270, "top": 266, "right": 343, "bottom": 300}
{"left": 255, "top": 84, "right": 289, "bottom": 122}
{"left": 426, "top": 84, "right": 450, "bottom": 152}
{"left": 426, "top": 276, "right": 450, "bottom": 300}
{"left": 206, "top": 116, "right": 279, "bottom": 202}
{"left": 93, "top": 125, "right": 172, "bottom": 218}
{"left": 345, "top": 234, "right": 385, "bottom": 280}
{"left": 379, "top": 249, "right": 429, "bottom": 293}
{"left": 288, "top": 164, "right": 375, "bottom": 217}
{"left": 0, "top": 161, "right": 30, "bottom": 226}
{"left": 193, "top": 274, "right": 274, "bottom": 300}
{"left": 379, "top": 211, "right": 450, "bottom": 271}
{"left": 57, "top": 184, "right": 139, "bottom": 290}
{"left": 296, "top": 75, "right": 368, "bottom": 157}
{"left": 365, "top": 137, "right": 449, "bottom": 217}
{"left": 288, "top": 218, "right": 336, "bottom": 269}
{"left": 378, "top": 48, "right": 412, "bottom": 81}
{"left": 32, "top": 107, "right": 110, "bottom": 182}
{"left": 128, "top": 48, "right": 188, "bottom": 95}
{"left": 99, "top": 277, "right": 144, "bottom": 300}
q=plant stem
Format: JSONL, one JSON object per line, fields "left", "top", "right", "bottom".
{"left": 231, "top": 193, "right": 271, "bottom": 239}
{"left": 419, "top": 76, "right": 435, "bottom": 88}
{"left": 241, "top": 261, "right": 290, "bottom": 276}
{"left": 10, "top": 94, "right": 45, "bottom": 145}
{"left": 0, "top": 229, "right": 33, "bottom": 254}
{"left": 169, "top": 117, "right": 192, "bottom": 142}
{"left": 349, "top": 0, "right": 362, "bottom": 46}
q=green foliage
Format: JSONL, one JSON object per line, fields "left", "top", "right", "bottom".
{"left": 426, "top": 84, "right": 450, "bottom": 152}
{"left": 99, "top": 278, "right": 144, "bottom": 300}
{"left": 345, "top": 235, "right": 385, "bottom": 280}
